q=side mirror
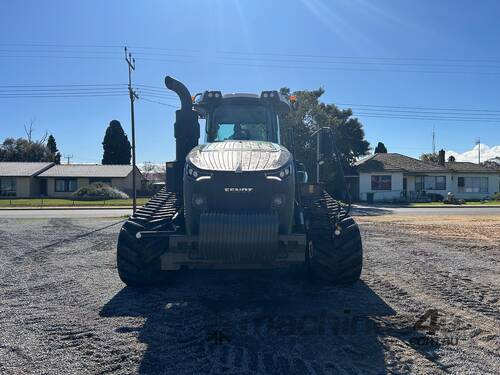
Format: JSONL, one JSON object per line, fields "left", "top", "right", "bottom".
{"left": 319, "top": 128, "right": 333, "bottom": 157}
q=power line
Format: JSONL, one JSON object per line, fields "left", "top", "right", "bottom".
{"left": 346, "top": 108, "right": 500, "bottom": 117}
{"left": 353, "top": 113, "right": 500, "bottom": 124}
{"left": 3, "top": 42, "right": 500, "bottom": 64}
{"left": 335, "top": 102, "right": 500, "bottom": 113}
{"left": 2, "top": 45, "right": 500, "bottom": 75}
{"left": 0, "top": 93, "right": 125, "bottom": 98}
{"left": 0, "top": 83, "right": 125, "bottom": 88}
{"left": 139, "top": 96, "right": 178, "bottom": 108}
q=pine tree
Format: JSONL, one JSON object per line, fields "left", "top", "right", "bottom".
{"left": 102, "top": 120, "right": 131, "bottom": 165}
{"left": 47, "top": 134, "right": 61, "bottom": 164}
{"left": 374, "top": 142, "right": 388, "bottom": 153}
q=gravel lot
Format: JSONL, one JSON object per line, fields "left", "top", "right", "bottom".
{"left": 0, "top": 214, "right": 498, "bottom": 374}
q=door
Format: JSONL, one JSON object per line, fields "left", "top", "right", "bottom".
{"left": 39, "top": 179, "right": 47, "bottom": 196}
{"left": 403, "top": 177, "right": 407, "bottom": 199}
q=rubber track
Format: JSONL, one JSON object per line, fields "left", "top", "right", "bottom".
{"left": 116, "top": 188, "right": 182, "bottom": 286}
{"left": 301, "top": 188, "right": 363, "bottom": 284}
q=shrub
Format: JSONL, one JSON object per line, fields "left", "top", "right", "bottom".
{"left": 426, "top": 193, "right": 444, "bottom": 202}
{"left": 72, "top": 182, "right": 129, "bottom": 200}
{"left": 493, "top": 192, "right": 500, "bottom": 201}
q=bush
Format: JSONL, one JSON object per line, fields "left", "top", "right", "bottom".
{"left": 493, "top": 192, "right": 500, "bottom": 201}
{"left": 72, "top": 183, "right": 129, "bottom": 200}
{"left": 426, "top": 193, "right": 444, "bottom": 202}
{"left": 139, "top": 180, "right": 163, "bottom": 197}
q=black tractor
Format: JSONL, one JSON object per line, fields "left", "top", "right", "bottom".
{"left": 116, "top": 76, "right": 363, "bottom": 286}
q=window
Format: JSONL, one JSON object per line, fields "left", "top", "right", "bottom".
{"left": 424, "top": 176, "right": 446, "bottom": 190}
{"left": 415, "top": 176, "right": 424, "bottom": 191}
{"left": 415, "top": 176, "right": 446, "bottom": 190}
{"left": 55, "top": 178, "right": 77, "bottom": 192}
{"left": 208, "top": 104, "right": 273, "bottom": 142}
{"left": 458, "top": 177, "right": 488, "bottom": 193}
{"left": 0, "top": 178, "right": 16, "bottom": 196}
{"left": 371, "top": 175, "right": 391, "bottom": 190}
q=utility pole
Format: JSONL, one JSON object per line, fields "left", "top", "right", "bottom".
{"left": 63, "top": 154, "right": 73, "bottom": 164}
{"left": 432, "top": 126, "right": 436, "bottom": 154}
{"left": 125, "top": 47, "right": 139, "bottom": 214}
{"left": 316, "top": 126, "right": 320, "bottom": 183}
{"left": 476, "top": 138, "right": 481, "bottom": 164}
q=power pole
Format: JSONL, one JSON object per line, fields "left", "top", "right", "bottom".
{"left": 63, "top": 154, "right": 73, "bottom": 164}
{"left": 432, "top": 126, "right": 436, "bottom": 154}
{"left": 125, "top": 47, "right": 139, "bottom": 214}
{"left": 316, "top": 125, "right": 320, "bottom": 183}
{"left": 476, "top": 138, "right": 481, "bottom": 164}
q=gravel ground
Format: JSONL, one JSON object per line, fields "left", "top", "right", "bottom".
{"left": 0, "top": 215, "right": 498, "bottom": 374}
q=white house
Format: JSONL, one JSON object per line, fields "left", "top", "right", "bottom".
{"left": 351, "top": 151, "right": 499, "bottom": 203}
{"left": 0, "top": 162, "right": 54, "bottom": 197}
{"left": 37, "top": 164, "right": 143, "bottom": 198}
{"left": 0, "top": 162, "right": 143, "bottom": 198}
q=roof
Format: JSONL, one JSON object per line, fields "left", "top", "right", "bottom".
{"left": 0, "top": 162, "right": 54, "bottom": 177}
{"left": 38, "top": 164, "right": 138, "bottom": 178}
{"left": 354, "top": 153, "right": 449, "bottom": 173}
{"left": 445, "top": 161, "right": 499, "bottom": 173}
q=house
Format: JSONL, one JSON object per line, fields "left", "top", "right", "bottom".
{"left": 351, "top": 151, "right": 499, "bottom": 202}
{"left": 0, "top": 162, "right": 54, "bottom": 197}
{"left": 37, "top": 164, "right": 143, "bottom": 198}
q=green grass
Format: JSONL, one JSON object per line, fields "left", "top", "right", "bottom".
{"left": 0, "top": 197, "right": 150, "bottom": 207}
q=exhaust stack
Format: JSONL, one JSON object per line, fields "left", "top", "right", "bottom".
{"left": 164, "top": 76, "right": 200, "bottom": 192}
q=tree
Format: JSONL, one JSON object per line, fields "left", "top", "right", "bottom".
{"left": 0, "top": 137, "right": 54, "bottom": 162}
{"left": 374, "top": 142, "right": 387, "bottom": 153}
{"left": 279, "top": 87, "right": 370, "bottom": 198}
{"left": 447, "top": 155, "right": 456, "bottom": 162}
{"left": 47, "top": 134, "right": 61, "bottom": 164}
{"left": 102, "top": 120, "right": 131, "bottom": 165}
{"left": 420, "top": 152, "right": 439, "bottom": 163}
{"left": 0, "top": 121, "right": 55, "bottom": 162}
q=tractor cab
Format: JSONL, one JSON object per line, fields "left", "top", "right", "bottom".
{"left": 194, "top": 91, "right": 293, "bottom": 145}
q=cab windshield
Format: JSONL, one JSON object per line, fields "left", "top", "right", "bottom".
{"left": 207, "top": 104, "right": 277, "bottom": 142}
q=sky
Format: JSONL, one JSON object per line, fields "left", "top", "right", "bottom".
{"left": 0, "top": 0, "right": 499, "bottom": 164}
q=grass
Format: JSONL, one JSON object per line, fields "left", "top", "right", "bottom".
{"left": 0, "top": 197, "right": 150, "bottom": 207}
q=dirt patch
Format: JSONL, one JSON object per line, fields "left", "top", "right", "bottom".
{"left": 0, "top": 217, "right": 498, "bottom": 374}
{"left": 356, "top": 215, "right": 500, "bottom": 249}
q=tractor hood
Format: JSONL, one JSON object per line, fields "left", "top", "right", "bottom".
{"left": 187, "top": 141, "right": 292, "bottom": 172}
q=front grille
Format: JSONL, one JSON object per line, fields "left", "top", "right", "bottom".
{"left": 197, "top": 212, "right": 279, "bottom": 263}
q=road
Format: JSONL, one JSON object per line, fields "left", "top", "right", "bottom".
{"left": 0, "top": 216, "right": 498, "bottom": 374}
{"left": 0, "top": 208, "right": 132, "bottom": 218}
{"left": 1, "top": 206, "right": 499, "bottom": 218}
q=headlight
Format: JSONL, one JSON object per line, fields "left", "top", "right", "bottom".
{"left": 266, "top": 164, "right": 292, "bottom": 181}
{"left": 185, "top": 163, "right": 212, "bottom": 181}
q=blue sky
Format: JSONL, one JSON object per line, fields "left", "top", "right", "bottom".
{"left": 1, "top": 0, "right": 499, "bottom": 164}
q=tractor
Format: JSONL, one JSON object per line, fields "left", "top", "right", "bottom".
{"left": 116, "top": 76, "right": 363, "bottom": 286}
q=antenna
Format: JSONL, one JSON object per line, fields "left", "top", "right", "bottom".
{"left": 63, "top": 154, "right": 73, "bottom": 164}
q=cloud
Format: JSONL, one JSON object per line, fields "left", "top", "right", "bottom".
{"left": 446, "top": 144, "right": 500, "bottom": 163}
